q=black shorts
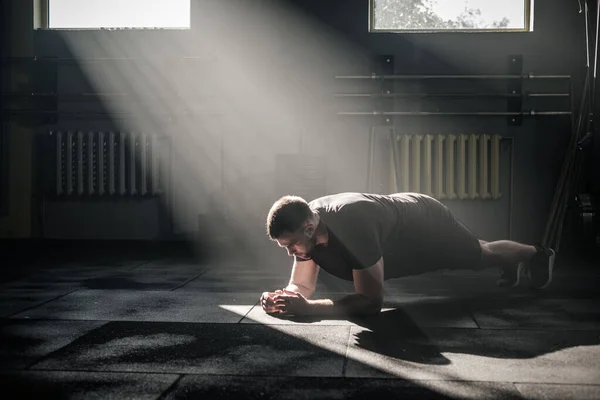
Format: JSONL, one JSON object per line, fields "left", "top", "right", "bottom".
{"left": 384, "top": 195, "right": 483, "bottom": 278}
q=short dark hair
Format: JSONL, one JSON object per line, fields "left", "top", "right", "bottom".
{"left": 266, "top": 195, "right": 312, "bottom": 239}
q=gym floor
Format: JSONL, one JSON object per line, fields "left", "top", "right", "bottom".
{"left": 1, "top": 243, "right": 599, "bottom": 399}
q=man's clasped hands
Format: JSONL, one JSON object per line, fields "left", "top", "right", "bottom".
{"left": 259, "top": 289, "right": 311, "bottom": 316}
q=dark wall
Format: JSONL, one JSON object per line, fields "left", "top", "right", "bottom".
{"left": 289, "top": 0, "right": 585, "bottom": 244}
{"left": 16, "top": 0, "right": 588, "bottom": 246}
{"left": 0, "top": 0, "right": 10, "bottom": 218}
{"left": 296, "top": 0, "right": 585, "bottom": 242}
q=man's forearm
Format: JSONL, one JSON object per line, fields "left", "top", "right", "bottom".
{"left": 285, "top": 283, "right": 314, "bottom": 299}
{"left": 307, "top": 294, "right": 382, "bottom": 317}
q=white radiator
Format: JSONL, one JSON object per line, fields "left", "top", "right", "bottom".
{"left": 53, "top": 131, "right": 164, "bottom": 197}
{"left": 390, "top": 134, "right": 502, "bottom": 200}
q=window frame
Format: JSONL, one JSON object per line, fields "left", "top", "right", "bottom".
{"left": 34, "top": 0, "right": 191, "bottom": 30}
{"left": 368, "top": 0, "right": 534, "bottom": 33}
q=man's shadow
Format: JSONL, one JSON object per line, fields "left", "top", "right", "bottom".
{"left": 278, "top": 308, "right": 450, "bottom": 365}
{"left": 276, "top": 295, "right": 599, "bottom": 366}
{"left": 350, "top": 308, "right": 452, "bottom": 365}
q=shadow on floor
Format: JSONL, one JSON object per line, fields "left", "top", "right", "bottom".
{"left": 275, "top": 292, "right": 600, "bottom": 367}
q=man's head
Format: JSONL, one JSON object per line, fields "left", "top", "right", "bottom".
{"left": 266, "top": 195, "right": 318, "bottom": 259}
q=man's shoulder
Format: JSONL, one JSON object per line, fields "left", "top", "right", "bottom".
{"left": 309, "top": 192, "right": 372, "bottom": 210}
{"left": 309, "top": 193, "right": 380, "bottom": 227}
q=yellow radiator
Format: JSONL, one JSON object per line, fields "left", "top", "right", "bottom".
{"left": 390, "top": 134, "right": 502, "bottom": 200}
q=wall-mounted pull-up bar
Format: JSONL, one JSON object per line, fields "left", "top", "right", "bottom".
{"left": 334, "top": 93, "right": 570, "bottom": 99}
{"left": 335, "top": 74, "right": 571, "bottom": 80}
{"left": 338, "top": 111, "right": 571, "bottom": 116}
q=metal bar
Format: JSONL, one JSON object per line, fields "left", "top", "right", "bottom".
{"left": 9, "top": 110, "right": 571, "bottom": 117}
{"left": 592, "top": 0, "right": 599, "bottom": 109}
{"left": 334, "top": 93, "right": 570, "bottom": 98}
{"left": 3, "top": 110, "right": 223, "bottom": 117}
{"left": 528, "top": 93, "right": 571, "bottom": 97}
{"left": 3, "top": 92, "right": 130, "bottom": 97}
{"left": 2, "top": 56, "right": 218, "bottom": 65}
{"left": 335, "top": 74, "right": 571, "bottom": 80}
{"left": 3, "top": 92, "right": 220, "bottom": 100}
{"left": 543, "top": 73, "right": 590, "bottom": 247}
{"left": 4, "top": 91, "right": 571, "bottom": 98}
{"left": 338, "top": 111, "right": 572, "bottom": 116}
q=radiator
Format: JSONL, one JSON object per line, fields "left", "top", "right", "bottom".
{"left": 389, "top": 134, "right": 502, "bottom": 200}
{"left": 53, "top": 131, "right": 164, "bottom": 197}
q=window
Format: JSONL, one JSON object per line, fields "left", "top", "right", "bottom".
{"left": 45, "top": 0, "right": 190, "bottom": 30}
{"left": 370, "top": 0, "right": 533, "bottom": 32}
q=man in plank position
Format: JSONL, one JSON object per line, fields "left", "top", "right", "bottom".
{"left": 260, "top": 192, "right": 555, "bottom": 317}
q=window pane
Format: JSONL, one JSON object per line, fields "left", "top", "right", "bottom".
{"left": 372, "top": 0, "right": 530, "bottom": 31}
{"left": 49, "top": 0, "right": 190, "bottom": 29}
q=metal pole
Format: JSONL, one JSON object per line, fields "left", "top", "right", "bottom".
{"left": 335, "top": 74, "right": 571, "bottom": 80}
{"left": 3, "top": 92, "right": 570, "bottom": 98}
{"left": 338, "top": 111, "right": 572, "bottom": 116}
{"left": 509, "top": 138, "right": 515, "bottom": 240}
{"left": 528, "top": 93, "right": 571, "bottom": 97}
{"left": 3, "top": 110, "right": 223, "bottom": 117}
{"left": 333, "top": 93, "right": 570, "bottom": 98}
{"left": 3, "top": 92, "right": 132, "bottom": 97}
{"left": 2, "top": 56, "right": 218, "bottom": 64}
{"left": 594, "top": 0, "right": 600, "bottom": 87}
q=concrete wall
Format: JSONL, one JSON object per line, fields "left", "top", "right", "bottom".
{"left": 0, "top": 0, "right": 587, "bottom": 248}
{"left": 292, "top": 0, "right": 583, "bottom": 245}
{"left": 0, "top": 0, "right": 35, "bottom": 238}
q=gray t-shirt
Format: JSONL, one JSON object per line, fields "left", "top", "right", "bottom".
{"left": 295, "top": 192, "right": 480, "bottom": 281}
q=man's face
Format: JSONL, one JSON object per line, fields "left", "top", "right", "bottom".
{"left": 275, "top": 226, "right": 317, "bottom": 259}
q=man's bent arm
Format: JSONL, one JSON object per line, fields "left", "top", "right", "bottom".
{"left": 285, "top": 258, "right": 319, "bottom": 299}
{"left": 308, "top": 294, "right": 382, "bottom": 317}
{"left": 285, "top": 283, "right": 314, "bottom": 298}
{"left": 306, "top": 258, "right": 385, "bottom": 317}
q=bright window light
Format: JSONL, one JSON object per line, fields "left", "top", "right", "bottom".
{"left": 370, "top": 0, "right": 533, "bottom": 32}
{"left": 48, "top": 0, "right": 190, "bottom": 29}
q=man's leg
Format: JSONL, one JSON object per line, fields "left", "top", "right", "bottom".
{"left": 480, "top": 240, "right": 556, "bottom": 289}
{"left": 480, "top": 240, "right": 537, "bottom": 265}
{"left": 413, "top": 195, "right": 556, "bottom": 289}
